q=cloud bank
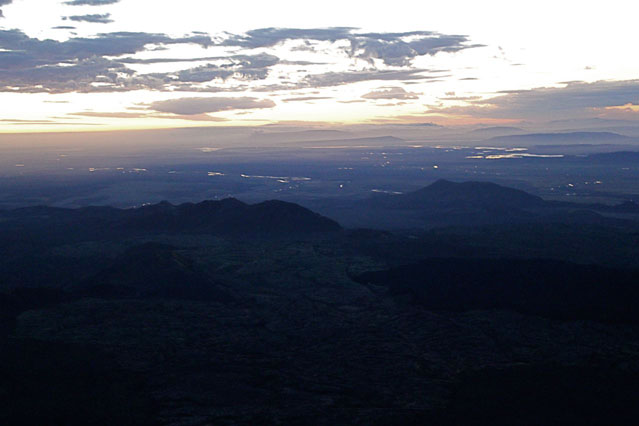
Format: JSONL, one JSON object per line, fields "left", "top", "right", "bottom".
{"left": 0, "top": 27, "right": 477, "bottom": 94}
{"left": 64, "top": 0, "right": 119, "bottom": 4}
{"left": 0, "top": 0, "right": 12, "bottom": 18}
{"left": 149, "top": 97, "right": 276, "bottom": 115}
{"left": 426, "top": 80, "right": 639, "bottom": 121}
{"left": 66, "top": 14, "right": 113, "bottom": 24}
{"left": 362, "top": 87, "right": 420, "bottom": 100}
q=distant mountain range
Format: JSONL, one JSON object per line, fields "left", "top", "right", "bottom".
{"left": 2, "top": 180, "right": 638, "bottom": 238}
{"left": 250, "top": 129, "right": 351, "bottom": 143}
{"left": 305, "top": 179, "right": 639, "bottom": 229}
{"left": 298, "top": 135, "right": 404, "bottom": 147}
{"left": 468, "top": 126, "right": 526, "bottom": 136}
{"left": 486, "top": 131, "right": 635, "bottom": 146}
{"left": 369, "top": 179, "right": 639, "bottom": 226}
{"left": 372, "top": 179, "right": 545, "bottom": 210}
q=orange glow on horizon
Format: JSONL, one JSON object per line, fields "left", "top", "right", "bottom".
{"left": 604, "top": 103, "right": 639, "bottom": 112}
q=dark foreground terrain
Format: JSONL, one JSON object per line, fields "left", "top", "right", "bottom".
{"left": 2, "top": 183, "right": 639, "bottom": 425}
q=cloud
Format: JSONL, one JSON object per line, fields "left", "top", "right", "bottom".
{"left": 0, "top": 0, "right": 11, "bottom": 17}
{"left": 282, "top": 96, "right": 332, "bottom": 102}
{"left": 67, "top": 110, "right": 228, "bottom": 122}
{"left": 246, "top": 69, "right": 439, "bottom": 93}
{"left": 438, "top": 95, "right": 482, "bottom": 101}
{"left": 68, "top": 111, "right": 150, "bottom": 118}
{"left": 148, "top": 97, "right": 276, "bottom": 115}
{"left": 0, "top": 118, "right": 101, "bottom": 125}
{"left": 426, "top": 80, "right": 639, "bottom": 121}
{"left": 0, "top": 56, "right": 167, "bottom": 93}
{"left": 0, "top": 29, "right": 214, "bottom": 92}
{"left": 223, "top": 27, "right": 481, "bottom": 66}
{"left": 362, "top": 86, "right": 420, "bottom": 100}
{"left": 0, "top": 27, "right": 468, "bottom": 94}
{"left": 304, "top": 69, "right": 436, "bottom": 88}
{"left": 0, "top": 29, "right": 212, "bottom": 66}
{"left": 158, "top": 113, "right": 228, "bottom": 122}
{"left": 66, "top": 14, "right": 113, "bottom": 24}
{"left": 64, "top": 0, "right": 119, "bottom": 4}
{"left": 175, "top": 53, "right": 279, "bottom": 82}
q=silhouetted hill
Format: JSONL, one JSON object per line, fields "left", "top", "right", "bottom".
{"left": 303, "top": 179, "right": 639, "bottom": 229}
{"left": 468, "top": 126, "right": 525, "bottom": 136}
{"left": 377, "top": 179, "right": 545, "bottom": 210}
{"left": 354, "top": 258, "right": 639, "bottom": 323}
{"left": 124, "top": 198, "right": 341, "bottom": 234}
{"left": 0, "top": 198, "right": 342, "bottom": 239}
{"left": 298, "top": 135, "right": 404, "bottom": 147}
{"left": 351, "top": 179, "right": 638, "bottom": 228}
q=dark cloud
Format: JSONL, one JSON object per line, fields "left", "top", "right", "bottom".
{"left": 427, "top": 80, "right": 639, "bottom": 121}
{"left": 304, "top": 69, "right": 437, "bottom": 88}
{"left": 175, "top": 53, "right": 278, "bottom": 82}
{"left": 69, "top": 110, "right": 229, "bottom": 122}
{"left": 377, "top": 101, "right": 408, "bottom": 107}
{"left": 362, "top": 86, "right": 420, "bottom": 100}
{"left": 66, "top": 14, "right": 113, "bottom": 24}
{"left": 52, "top": 26, "right": 77, "bottom": 30}
{"left": 0, "top": 0, "right": 11, "bottom": 17}
{"left": 397, "top": 122, "right": 443, "bottom": 127}
{"left": 64, "top": 0, "right": 119, "bottom": 4}
{"left": 0, "top": 29, "right": 212, "bottom": 66}
{"left": 0, "top": 29, "right": 274, "bottom": 93}
{"left": 0, "top": 26, "right": 468, "bottom": 94}
{"left": 0, "top": 29, "right": 214, "bottom": 92}
{"left": 438, "top": 95, "right": 482, "bottom": 101}
{"left": 149, "top": 97, "right": 276, "bottom": 115}
{"left": 0, "top": 55, "right": 167, "bottom": 93}
{"left": 247, "top": 69, "right": 439, "bottom": 93}
{"left": 282, "top": 96, "right": 332, "bottom": 102}
{"left": 224, "top": 27, "right": 481, "bottom": 66}
{"left": 224, "top": 27, "right": 356, "bottom": 48}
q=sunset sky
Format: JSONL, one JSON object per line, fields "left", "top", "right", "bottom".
{"left": 1, "top": 0, "right": 638, "bottom": 132}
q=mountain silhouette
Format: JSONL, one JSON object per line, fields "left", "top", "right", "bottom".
{"left": 124, "top": 198, "right": 342, "bottom": 234}
{"left": 0, "top": 198, "right": 342, "bottom": 239}
{"left": 375, "top": 179, "right": 544, "bottom": 210}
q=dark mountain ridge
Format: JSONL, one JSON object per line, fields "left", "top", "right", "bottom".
{"left": 0, "top": 198, "right": 342, "bottom": 238}
{"left": 364, "top": 179, "right": 638, "bottom": 227}
{"left": 374, "top": 179, "right": 545, "bottom": 210}
{"left": 468, "top": 126, "right": 526, "bottom": 136}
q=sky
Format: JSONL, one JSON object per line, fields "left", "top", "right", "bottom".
{"left": 0, "top": 0, "right": 638, "bottom": 133}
